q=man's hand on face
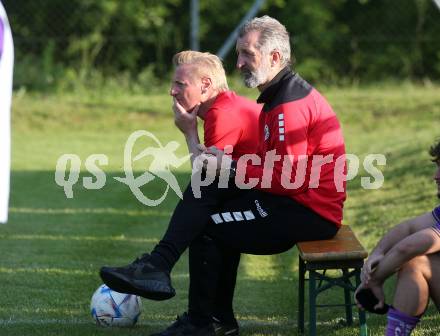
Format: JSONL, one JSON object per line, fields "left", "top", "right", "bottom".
{"left": 173, "top": 98, "right": 199, "bottom": 135}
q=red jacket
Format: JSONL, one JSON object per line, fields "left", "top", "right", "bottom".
{"left": 238, "top": 68, "right": 346, "bottom": 226}
{"left": 204, "top": 90, "right": 261, "bottom": 160}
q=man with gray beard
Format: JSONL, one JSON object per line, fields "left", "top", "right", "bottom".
{"left": 100, "top": 16, "right": 346, "bottom": 335}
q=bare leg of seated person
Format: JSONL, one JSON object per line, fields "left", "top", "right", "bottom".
{"left": 386, "top": 254, "right": 440, "bottom": 336}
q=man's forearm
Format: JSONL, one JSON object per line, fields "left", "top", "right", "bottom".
{"left": 370, "top": 213, "right": 434, "bottom": 258}
{"left": 369, "top": 243, "right": 413, "bottom": 283}
{"left": 369, "top": 218, "right": 438, "bottom": 283}
{"left": 369, "top": 219, "right": 413, "bottom": 257}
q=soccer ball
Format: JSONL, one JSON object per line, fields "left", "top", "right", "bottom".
{"left": 90, "top": 284, "right": 142, "bottom": 327}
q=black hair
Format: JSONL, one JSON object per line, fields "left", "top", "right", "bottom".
{"left": 429, "top": 138, "right": 440, "bottom": 162}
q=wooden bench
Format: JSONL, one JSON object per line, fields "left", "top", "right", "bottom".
{"left": 296, "top": 225, "right": 368, "bottom": 336}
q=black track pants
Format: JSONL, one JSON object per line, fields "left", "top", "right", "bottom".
{"left": 187, "top": 235, "right": 240, "bottom": 324}
{"left": 152, "top": 181, "right": 338, "bottom": 270}
{"left": 151, "top": 181, "right": 338, "bottom": 322}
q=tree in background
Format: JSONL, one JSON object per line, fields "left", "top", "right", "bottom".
{"left": 3, "top": 0, "right": 440, "bottom": 90}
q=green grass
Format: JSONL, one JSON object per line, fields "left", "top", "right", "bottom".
{"left": 1, "top": 84, "right": 440, "bottom": 335}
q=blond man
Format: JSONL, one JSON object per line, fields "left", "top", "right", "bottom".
{"left": 102, "top": 51, "right": 261, "bottom": 335}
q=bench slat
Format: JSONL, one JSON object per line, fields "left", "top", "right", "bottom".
{"left": 297, "top": 226, "right": 367, "bottom": 262}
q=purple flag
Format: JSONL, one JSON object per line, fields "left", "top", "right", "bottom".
{"left": 0, "top": 18, "right": 4, "bottom": 58}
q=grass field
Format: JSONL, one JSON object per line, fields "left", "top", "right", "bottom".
{"left": 1, "top": 83, "right": 440, "bottom": 335}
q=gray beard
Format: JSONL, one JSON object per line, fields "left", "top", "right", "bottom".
{"left": 241, "top": 64, "right": 270, "bottom": 88}
{"left": 242, "top": 73, "right": 260, "bottom": 88}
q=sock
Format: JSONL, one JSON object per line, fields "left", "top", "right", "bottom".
{"left": 385, "top": 307, "right": 420, "bottom": 336}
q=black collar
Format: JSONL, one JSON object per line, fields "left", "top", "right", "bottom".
{"left": 257, "top": 67, "right": 293, "bottom": 105}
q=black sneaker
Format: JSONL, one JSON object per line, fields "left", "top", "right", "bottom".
{"left": 212, "top": 317, "right": 240, "bottom": 336}
{"left": 99, "top": 253, "right": 175, "bottom": 301}
{"left": 150, "top": 313, "right": 215, "bottom": 336}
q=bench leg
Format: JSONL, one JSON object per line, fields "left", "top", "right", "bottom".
{"left": 342, "top": 268, "right": 353, "bottom": 325}
{"left": 355, "top": 269, "right": 368, "bottom": 336}
{"left": 298, "top": 257, "right": 305, "bottom": 334}
{"left": 308, "top": 270, "right": 317, "bottom": 336}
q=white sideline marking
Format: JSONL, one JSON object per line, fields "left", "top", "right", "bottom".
{"left": 0, "top": 317, "right": 370, "bottom": 328}
{"left": 9, "top": 206, "right": 168, "bottom": 217}
{"left": 0, "top": 234, "right": 158, "bottom": 244}
{"left": 0, "top": 318, "right": 296, "bottom": 327}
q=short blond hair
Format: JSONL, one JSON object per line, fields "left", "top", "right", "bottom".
{"left": 172, "top": 50, "right": 229, "bottom": 91}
